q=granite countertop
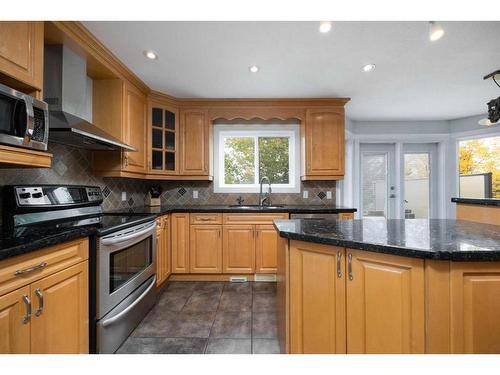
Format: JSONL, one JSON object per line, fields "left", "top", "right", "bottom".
{"left": 451, "top": 197, "right": 500, "bottom": 206}
{"left": 106, "top": 204, "right": 357, "bottom": 215}
{"left": 274, "top": 219, "right": 500, "bottom": 261}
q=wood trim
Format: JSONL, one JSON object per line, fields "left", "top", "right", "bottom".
{"left": 301, "top": 175, "right": 344, "bottom": 181}
{"left": 455, "top": 203, "right": 500, "bottom": 225}
{"left": 0, "top": 145, "right": 52, "bottom": 168}
{"left": 179, "top": 98, "right": 350, "bottom": 108}
{"left": 208, "top": 107, "right": 306, "bottom": 121}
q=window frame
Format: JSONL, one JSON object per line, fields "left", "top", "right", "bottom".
{"left": 213, "top": 124, "right": 301, "bottom": 193}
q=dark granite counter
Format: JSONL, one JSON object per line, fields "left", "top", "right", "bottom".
{"left": 452, "top": 197, "right": 500, "bottom": 206}
{"left": 274, "top": 219, "right": 500, "bottom": 261}
{"left": 106, "top": 204, "right": 357, "bottom": 215}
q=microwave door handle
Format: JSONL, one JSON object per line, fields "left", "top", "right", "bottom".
{"left": 22, "top": 95, "right": 35, "bottom": 144}
{"left": 100, "top": 276, "right": 156, "bottom": 328}
{"left": 101, "top": 223, "right": 156, "bottom": 245}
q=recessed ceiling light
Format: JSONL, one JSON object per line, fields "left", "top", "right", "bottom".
{"left": 249, "top": 65, "right": 259, "bottom": 73}
{"left": 429, "top": 21, "right": 445, "bottom": 42}
{"left": 319, "top": 21, "right": 332, "bottom": 33}
{"left": 143, "top": 50, "right": 158, "bottom": 60}
{"left": 362, "top": 64, "right": 376, "bottom": 73}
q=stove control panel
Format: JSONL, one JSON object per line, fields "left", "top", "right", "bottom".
{"left": 14, "top": 186, "right": 103, "bottom": 206}
{"left": 15, "top": 187, "right": 49, "bottom": 206}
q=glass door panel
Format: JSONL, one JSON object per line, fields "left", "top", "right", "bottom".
{"left": 404, "top": 153, "right": 430, "bottom": 218}
{"left": 150, "top": 106, "right": 177, "bottom": 173}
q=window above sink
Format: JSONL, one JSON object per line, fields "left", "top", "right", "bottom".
{"left": 213, "top": 124, "right": 300, "bottom": 193}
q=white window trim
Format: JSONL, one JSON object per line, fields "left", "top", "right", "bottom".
{"left": 213, "top": 124, "right": 300, "bottom": 193}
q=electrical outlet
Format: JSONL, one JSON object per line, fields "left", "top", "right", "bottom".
{"left": 326, "top": 191, "right": 332, "bottom": 200}
{"left": 303, "top": 190, "right": 309, "bottom": 199}
{"left": 193, "top": 190, "right": 198, "bottom": 199}
{"left": 121, "top": 192, "right": 126, "bottom": 201}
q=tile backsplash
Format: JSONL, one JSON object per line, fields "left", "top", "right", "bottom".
{"left": 0, "top": 144, "right": 336, "bottom": 219}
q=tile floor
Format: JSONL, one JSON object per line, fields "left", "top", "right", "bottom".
{"left": 116, "top": 281, "right": 280, "bottom": 354}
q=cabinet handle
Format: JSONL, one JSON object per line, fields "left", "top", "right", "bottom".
{"left": 199, "top": 217, "right": 211, "bottom": 221}
{"left": 22, "top": 295, "right": 31, "bottom": 324}
{"left": 14, "top": 261, "right": 48, "bottom": 276}
{"left": 337, "top": 251, "right": 342, "bottom": 278}
{"left": 347, "top": 253, "right": 353, "bottom": 281}
{"left": 218, "top": 230, "right": 221, "bottom": 238}
{"left": 35, "top": 288, "right": 44, "bottom": 317}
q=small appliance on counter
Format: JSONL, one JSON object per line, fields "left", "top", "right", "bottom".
{"left": 145, "top": 185, "right": 162, "bottom": 206}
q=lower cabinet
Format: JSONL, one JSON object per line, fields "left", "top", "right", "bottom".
{"left": 255, "top": 225, "right": 279, "bottom": 273}
{"left": 156, "top": 215, "right": 171, "bottom": 286}
{"left": 346, "top": 249, "right": 425, "bottom": 354}
{"left": 190, "top": 225, "right": 222, "bottom": 273}
{"left": 171, "top": 213, "right": 190, "bottom": 273}
{"left": 223, "top": 225, "right": 255, "bottom": 273}
{"left": 288, "top": 241, "right": 425, "bottom": 354}
{"left": 0, "top": 238, "right": 89, "bottom": 354}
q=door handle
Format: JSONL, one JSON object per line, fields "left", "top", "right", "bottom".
{"left": 347, "top": 253, "right": 353, "bottom": 281}
{"left": 337, "top": 251, "right": 342, "bottom": 278}
{"left": 22, "top": 295, "right": 31, "bottom": 324}
{"left": 34, "top": 288, "right": 44, "bottom": 317}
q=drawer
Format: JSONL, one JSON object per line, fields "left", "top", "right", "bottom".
{"left": 190, "top": 213, "right": 223, "bottom": 225}
{"left": 223, "top": 213, "right": 289, "bottom": 225}
{"left": 0, "top": 238, "right": 88, "bottom": 296}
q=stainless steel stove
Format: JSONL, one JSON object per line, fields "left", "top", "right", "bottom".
{"left": 3, "top": 185, "right": 158, "bottom": 354}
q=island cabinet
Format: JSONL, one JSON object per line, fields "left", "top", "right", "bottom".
{"left": 303, "top": 108, "right": 345, "bottom": 180}
{"left": 287, "top": 240, "right": 425, "bottom": 354}
{"left": 0, "top": 238, "right": 89, "bottom": 354}
{"left": 0, "top": 21, "right": 44, "bottom": 90}
{"left": 93, "top": 79, "right": 148, "bottom": 178}
{"left": 156, "top": 215, "right": 171, "bottom": 286}
{"left": 179, "top": 108, "right": 211, "bottom": 177}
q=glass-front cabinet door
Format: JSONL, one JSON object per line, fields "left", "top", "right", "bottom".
{"left": 149, "top": 102, "right": 178, "bottom": 174}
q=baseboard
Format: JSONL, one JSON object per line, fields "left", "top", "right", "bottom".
{"left": 167, "top": 273, "right": 277, "bottom": 282}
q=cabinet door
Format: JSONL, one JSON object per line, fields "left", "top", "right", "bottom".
{"left": 255, "top": 225, "right": 278, "bottom": 273}
{"left": 346, "top": 250, "right": 424, "bottom": 353}
{"left": 163, "top": 216, "right": 172, "bottom": 280}
{"left": 156, "top": 219, "right": 165, "bottom": 286}
{"left": 30, "top": 262, "right": 88, "bottom": 354}
{"left": 0, "top": 286, "right": 31, "bottom": 354}
{"left": 304, "top": 108, "right": 344, "bottom": 178}
{"left": 171, "top": 213, "right": 190, "bottom": 273}
{"left": 450, "top": 262, "right": 500, "bottom": 353}
{"left": 123, "top": 82, "right": 147, "bottom": 173}
{"left": 149, "top": 103, "right": 178, "bottom": 175}
{"left": 180, "top": 109, "right": 209, "bottom": 175}
{"left": 289, "top": 242, "right": 346, "bottom": 353}
{"left": 190, "top": 225, "right": 222, "bottom": 273}
{"left": 223, "top": 225, "right": 255, "bottom": 274}
{"left": 0, "top": 22, "right": 43, "bottom": 89}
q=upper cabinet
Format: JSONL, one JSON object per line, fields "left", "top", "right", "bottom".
{"left": 92, "top": 79, "right": 147, "bottom": 177}
{"left": 179, "top": 108, "right": 211, "bottom": 177}
{"left": 0, "top": 22, "right": 43, "bottom": 91}
{"left": 303, "top": 108, "right": 345, "bottom": 180}
{"left": 148, "top": 99, "right": 179, "bottom": 175}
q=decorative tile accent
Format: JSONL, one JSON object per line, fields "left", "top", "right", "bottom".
{"left": 102, "top": 186, "right": 111, "bottom": 197}
{"left": 128, "top": 197, "right": 135, "bottom": 206}
{"left": 178, "top": 187, "right": 187, "bottom": 196}
{"left": 317, "top": 191, "right": 326, "bottom": 200}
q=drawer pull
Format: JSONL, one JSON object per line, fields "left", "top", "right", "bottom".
{"left": 22, "top": 295, "right": 31, "bottom": 324}
{"left": 198, "top": 217, "right": 212, "bottom": 221}
{"left": 35, "top": 288, "right": 44, "bottom": 317}
{"left": 14, "top": 261, "right": 48, "bottom": 276}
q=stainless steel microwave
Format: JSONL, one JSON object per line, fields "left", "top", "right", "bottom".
{"left": 0, "top": 82, "right": 49, "bottom": 151}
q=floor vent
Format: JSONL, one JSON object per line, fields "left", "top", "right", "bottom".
{"left": 229, "top": 276, "right": 248, "bottom": 283}
{"left": 254, "top": 274, "right": 277, "bottom": 282}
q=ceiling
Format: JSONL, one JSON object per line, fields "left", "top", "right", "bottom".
{"left": 83, "top": 21, "right": 500, "bottom": 121}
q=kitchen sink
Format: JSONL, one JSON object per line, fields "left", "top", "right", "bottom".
{"left": 229, "top": 204, "right": 285, "bottom": 208}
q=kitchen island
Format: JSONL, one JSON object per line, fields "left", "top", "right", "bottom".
{"left": 274, "top": 219, "right": 500, "bottom": 354}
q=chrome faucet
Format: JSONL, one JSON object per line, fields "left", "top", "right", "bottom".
{"left": 259, "top": 176, "right": 272, "bottom": 206}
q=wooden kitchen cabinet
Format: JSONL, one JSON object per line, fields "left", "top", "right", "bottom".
{"left": 255, "top": 225, "right": 278, "bottom": 273}
{"left": 0, "top": 21, "right": 44, "bottom": 90}
{"left": 223, "top": 225, "right": 256, "bottom": 274}
{"left": 156, "top": 215, "right": 171, "bottom": 286}
{"left": 303, "top": 108, "right": 345, "bottom": 180}
{"left": 171, "top": 213, "right": 190, "bottom": 273}
{"left": 0, "top": 286, "right": 31, "bottom": 354}
{"left": 289, "top": 242, "right": 346, "bottom": 353}
{"left": 0, "top": 238, "right": 89, "bottom": 354}
{"left": 190, "top": 225, "right": 222, "bottom": 273}
{"left": 179, "top": 108, "right": 210, "bottom": 176}
{"left": 30, "top": 262, "right": 88, "bottom": 354}
{"left": 346, "top": 249, "right": 425, "bottom": 353}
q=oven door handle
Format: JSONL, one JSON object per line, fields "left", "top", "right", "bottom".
{"left": 101, "top": 222, "right": 156, "bottom": 245}
{"left": 100, "top": 276, "right": 156, "bottom": 328}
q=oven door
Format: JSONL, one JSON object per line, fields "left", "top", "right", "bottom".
{"left": 97, "top": 221, "right": 156, "bottom": 318}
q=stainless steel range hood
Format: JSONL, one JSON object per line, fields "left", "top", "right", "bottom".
{"left": 43, "top": 45, "right": 136, "bottom": 151}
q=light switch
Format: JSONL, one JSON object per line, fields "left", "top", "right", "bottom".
{"left": 303, "top": 190, "right": 309, "bottom": 199}
{"left": 193, "top": 190, "right": 198, "bottom": 199}
{"left": 326, "top": 191, "right": 332, "bottom": 200}
{"left": 121, "top": 192, "right": 126, "bottom": 201}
